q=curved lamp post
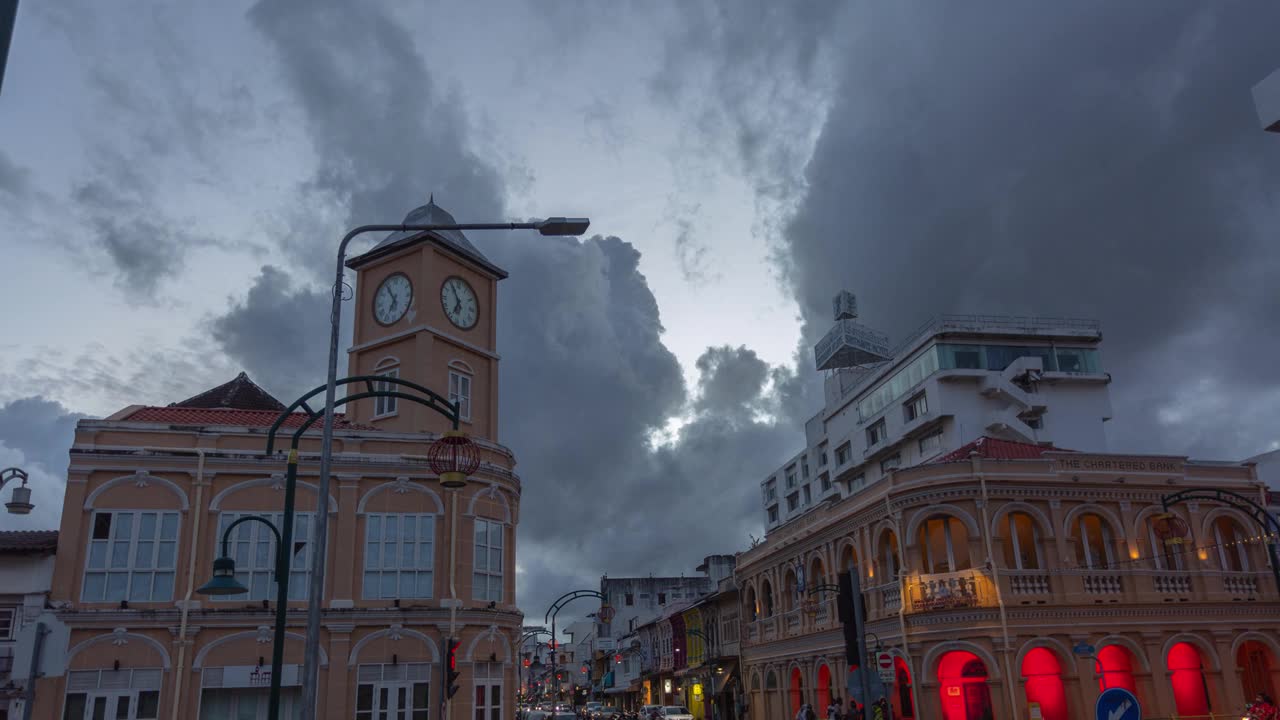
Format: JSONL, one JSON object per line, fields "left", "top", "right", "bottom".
{"left": 302, "top": 212, "right": 590, "bottom": 720}
{"left": 545, "top": 590, "right": 609, "bottom": 702}
{"left": 193, "top": 378, "right": 476, "bottom": 720}
{"left": 1163, "top": 487, "right": 1280, "bottom": 595}
{"left": 0, "top": 467, "right": 33, "bottom": 515}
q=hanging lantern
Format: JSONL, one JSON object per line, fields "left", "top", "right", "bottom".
{"left": 598, "top": 603, "right": 616, "bottom": 624}
{"left": 1152, "top": 513, "right": 1190, "bottom": 546}
{"left": 802, "top": 598, "right": 820, "bottom": 618}
{"left": 427, "top": 430, "right": 481, "bottom": 488}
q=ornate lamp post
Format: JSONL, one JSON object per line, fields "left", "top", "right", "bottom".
{"left": 0, "top": 467, "right": 33, "bottom": 514}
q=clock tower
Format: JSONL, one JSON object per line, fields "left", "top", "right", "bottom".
{"left": 344, "top": 197, "right": 507, "bottom": 440}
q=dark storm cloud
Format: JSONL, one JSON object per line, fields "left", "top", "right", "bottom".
{"left": 0, "top": 397, "right": 87, "bottom": 530}
{"left": 209, "top": 266, "right": 337, "bottom": 404}
{"left": 0, "top": 397, "right": 85, "bottom": 478}
{"left": 248, "top": 0, "right": 504, "bottom": 278}
{"left": 0, "top": 150, "right": 31, "bottom": 197}
{"left": 776, "top": 2, "right": 1280, "bottom": 458}
{"left": 70, "top": 178, "right": 217, "bottom": 300}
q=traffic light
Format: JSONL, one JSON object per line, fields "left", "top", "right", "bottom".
{"left": 445, "top": 638, "right": 461, "bottom": 699}
{"left": 836, "top": 571, "right": 866, "bottom": 668}
{"left": 614, "top": 653, "right": 623, "bottom": 664}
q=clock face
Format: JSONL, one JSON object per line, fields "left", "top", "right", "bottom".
{"left": 441, "top": 276, "right": 478, "bottom": 329}
{"left": 373, "top": 273, "right": 412, "bottom": 325}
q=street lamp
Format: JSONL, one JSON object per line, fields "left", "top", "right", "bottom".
{"left": 259, "top": 375, "right": 478, "bottom": 720}
{"left": 302, "top": 208, "right": 590, "bottom": 719}
{"left": 0, "top": 467, "right": 33, "bottom": 514}
{"left": 197, "top": 515, "right": 287, "bottom": 716}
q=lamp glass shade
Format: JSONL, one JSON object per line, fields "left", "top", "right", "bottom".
{"left": 537, "top": 217, "right": 591, "bottom": 236}
{"left": 5, "top": 485, "right": 32, "bottom": 514}
{"left": 197, "top": 556, "right": 249, "bottom": 596}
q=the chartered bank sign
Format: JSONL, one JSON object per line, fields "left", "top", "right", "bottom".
{"left": 1057, "top": 456, "right": 1183, "bottom": 474}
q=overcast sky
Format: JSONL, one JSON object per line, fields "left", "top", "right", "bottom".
{"left": 2, "top": 0, "right": 1279, "bottom": 627}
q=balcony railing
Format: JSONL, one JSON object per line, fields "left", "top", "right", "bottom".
{"left": 1005, "top": 570, "right": 1051, "bottom": 597}
{"left": 904, "top": 568, "right": 997, "bottom": 613}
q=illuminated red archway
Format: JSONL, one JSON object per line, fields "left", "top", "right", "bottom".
{"left": 790, "top": 667, "right": 804, "bottom": 717}
{"left": 1238, "top": 640, "right": 1277, "bottom": 702}
{"left": 894, "top": 656, "right": 916, "bottom": 719}
{"left": 1168, "top": 642, "right": 1211, "bottom": 717}
{"left": 817, "top": 664, "right": 832, "bottom": 712}
{"left": 1021, "top": 647, "right": 1068, "bottom": 720}
{"left": 1095, "top": 645, "right": 1138, "bottom": 695}
{"left": 938, "top": 651, "right": 993, "bottom": 720}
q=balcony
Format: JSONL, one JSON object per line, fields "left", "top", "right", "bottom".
{"left": 1003, "top": 570, "right": 1052, "bottom": 601}
{"left": 904, "top": 568, "right": 998, "bottom": 613}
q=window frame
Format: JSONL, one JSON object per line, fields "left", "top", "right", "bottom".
{"left": 767, "top": 507, "right": 779, "bottom": 523}
{"left": 472, "top": 518, "right": 504, "bottom": 603}
{"left": 1004, "top": 512, "right": 1041, "bottom": 570}
{"left": 866, "top": 419, "right": 887, "bottom": 447}
{"left": 362, "top": 513, "right": 436, "bottom": 600}
{"left": 374, "top": 367, "right": 400, "bottom": 418}
{"left": 0, "top": 607, "right": 15, "bottom": 641}
{"left": 904, "top": 393, "right": 928, "bottom": 422}
{"left": 449, "top": 368, "right": 473, "bottom": 422}
{"left": 1075, "top": 513, "right": 1115, "bottom": 570}
{"left": 918, "top": 431, "right": 942, "bottom": 457}
{"left": 212, "top": 511, "right": 315, "bottom": 602}
{"left": 880, "top": 454, "right": 901, "bottom": 473}
{"left": 356, "top": 662, "right": 432, "bottom": 720}
{"left": 919, "top": 516, "right": 971, "bottom": 574}
{"left": 1213, "top": 517, "right": 1250, "bottom": 572}
{"left": 471, "top": 662, "right": 503, "bottom": 720}
{"left": 82, "top": 510, "right": 180, "bottom": 604}
{"left": 835, "top": 443, "right": 851, "bottom": 466}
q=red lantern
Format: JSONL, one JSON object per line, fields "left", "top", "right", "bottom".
{"left": 1152, "top": 513, "right": 1190, "bottom": 546}
{"left": 598, "top": 603, "right": 616, "bottom": 624}
{"left": 427, "top": 430, "right": 481, "bottom": 488}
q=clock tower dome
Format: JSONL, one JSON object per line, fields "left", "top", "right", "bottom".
{"left": 344, "top": 197, "right": 507, "bottom": 440}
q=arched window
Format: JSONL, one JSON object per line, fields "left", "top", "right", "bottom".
{"left": 448, "top": 360, "right": 473, "bottom": 422}
{"left": 1213, "top": 516, "right": 1250, "bottom": 572}
{"left": 1072, "top": 513, "right": 1115, "bottom": 569}
{"left": 745, "top": 586, "right": 759, "bottom": 622}
{"left": 1167, "top": 642, "right": 1210, "bottom": 717}
{"left": 937, "top": 651, "right": 992, "bottom": 720}
{"left": 918, "top": 515, "right": 971, "bottom": 574}
{"left": 1021, "top": 647, "right": 1069, "bottom": 720}
{"left": 765, "top": 671, "right": 778, "bottom": 689}
{"left": 810, "top": 556, "right": 826, "bottom": 590}
{"left": 1095, "top": 644, "right": 1139, "bottom": 694}
{"left": 783, "top": 569, "right": 798, "bottom": 613}
{"left": 1002, "top": 511, "right": 1042, "bottom": 570}
{"left": 373, "top": 357, "right": 400, "bottom": 417}
{"left": 761, "top": 579, "right": 775, "bottom": 617}
{"left": 877, "top": 531, "right": 899, "bottom": 581}
{"left": 839, "top": 545, "right": 859, "bottom": 578}
{"left": 1145, "top": 514, "right": 1188, "bottom": 571}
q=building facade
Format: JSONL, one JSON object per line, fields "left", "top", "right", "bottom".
{"left": 36, "top": 200, "right": 525, "bottom": 720}
{"left": 762, "top": 295, "right": 1113, "bottom": 532}
{"left": 0, "top": 530, "right": 57, "bottom": 718}
{"left": 737, "top": 441, "right": 1279, "bottom": 720}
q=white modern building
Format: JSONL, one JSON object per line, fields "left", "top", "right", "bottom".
{"left": 762, "top": 292, "right": 1113, "bottom": 531}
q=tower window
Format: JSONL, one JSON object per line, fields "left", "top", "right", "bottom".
{"left": 448, "top": 367, "right": 472, "bottom": 421}
{"left": 373, "top": 357, "right": 401, "bottom": 418}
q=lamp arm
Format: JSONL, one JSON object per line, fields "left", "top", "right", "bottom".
{"left": 219, "top": 515, "right": 284, "bottom": 576}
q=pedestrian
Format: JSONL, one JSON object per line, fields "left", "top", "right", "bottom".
{"left": 849, "top": 698, "right": 862, "bottom": 719}
{"left": 806, "top": 703, "right": 818, "bottom": 720}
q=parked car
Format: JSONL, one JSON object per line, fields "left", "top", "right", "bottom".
{"left": 660, "top": 707, "right": 694, "bottom": 720}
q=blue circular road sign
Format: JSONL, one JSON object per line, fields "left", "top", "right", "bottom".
{"left": 1095, "top": 687, "right": 1141, "bottom": 720}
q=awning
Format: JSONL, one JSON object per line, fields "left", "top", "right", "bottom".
{"left": 603, "top": 687, "right": 633, "bottom": 695}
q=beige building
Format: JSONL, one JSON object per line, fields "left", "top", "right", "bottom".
{"left": 37, "top": 200, "right": 523, "bottom": 720}
{"left": 737, "top": 438, "right": 1279, "bottom": 720}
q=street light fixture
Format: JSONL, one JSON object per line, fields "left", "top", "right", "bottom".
{"left": 1, "top": 467, "right": 33, "bottom": 514}
{"left": 302, "top": 209, "right": 590, "bottom": 719}
{"left": 197, "top": 515, "right": 286, "bottom": 717}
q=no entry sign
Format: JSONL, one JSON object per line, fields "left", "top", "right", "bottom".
{"left": 876, "top": 652, "right": 893, "bottom": 682}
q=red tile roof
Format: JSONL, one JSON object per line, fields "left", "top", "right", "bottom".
{"left": 122, "top": 406, "right": 376, "bottom": 431}
{"left": 931, "top": 436, "right": 1071, "bottom": 464}
{"left": 0, "top": 530, "right": 58, "bottom": 553}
